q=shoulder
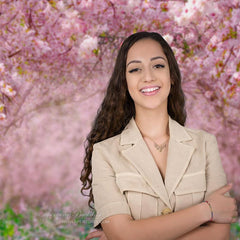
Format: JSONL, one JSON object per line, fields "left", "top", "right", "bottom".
{"left": 93, "top": 133, "right": 122, "bottom": 151}
{"left": 93, "top": 118, "right": 138, "bottom": 151}
{"left": 183, "top": 125, "right": 217, "bottom": 143}
{"left": 182, "top": 125, "right": 220, "bottom": 164}
{"left": 169, "top": 117, "right": 217, "bottom": 145}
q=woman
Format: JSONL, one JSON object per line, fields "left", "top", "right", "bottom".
{"left": 80, "top": 31, "right": 237, "bottom": 240}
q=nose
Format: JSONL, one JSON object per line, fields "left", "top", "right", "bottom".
{"left": 143, "top": 67, "right": 155, "bottom": 82}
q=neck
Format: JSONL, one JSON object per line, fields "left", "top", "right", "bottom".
{"left": 135, "top": 108, "right": 169, "bottom": 140}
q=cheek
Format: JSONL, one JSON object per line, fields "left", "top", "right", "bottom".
{"left": 127, "top": 84, "right": 135, "bottom": 100}
{"left": 164, "top": 74, "right": 171, "bottom": 90}
{"left": 126, "top": 77, "right": 137, "bottom": 96}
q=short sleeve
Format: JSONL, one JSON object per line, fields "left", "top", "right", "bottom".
{"left": 204, "top": 133, "right": 229, "bottom": 199}
{"left": 91, "top": 144, "right": 131, "bottom": 228}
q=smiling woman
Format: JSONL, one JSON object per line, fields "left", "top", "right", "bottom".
{"left": 80, "top": 32, "right": 238, "bottom": 240}
{"left": 126, "top": 38, "right": 171, "bottom": 113}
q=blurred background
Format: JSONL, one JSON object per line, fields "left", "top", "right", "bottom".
{"left": 0, "top": 0, "right": 239, "bottom": 239}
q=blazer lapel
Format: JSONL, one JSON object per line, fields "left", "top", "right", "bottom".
{"left": 120, "top": 118, "right": 171, "bottom": 208}
{"left": 164, "top": 117, "right": 195, "bottom": 199}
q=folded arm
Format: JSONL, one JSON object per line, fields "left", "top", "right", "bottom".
{"left": 101, "top": 187, "right": 235, "bottom": 240}
{"left": 86, "top": 221, "right": 231, "bottom": 240}
{"left": 176, "top": 222, "right": 230, "bottom": 240}
{"left": 102, "top": 203, "right": 208, "bottom": 240}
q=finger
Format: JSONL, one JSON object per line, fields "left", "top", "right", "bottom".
{"left": 233, "top": 210, "right": 239, "bottom": 217}
{"left": 99, "top": 232, "right": 108, "bottom": 240}
{"left": 231, "top": 212, "right": 239, "bottom": 223}
{"left": 86, "top": 233, "right": 101, "bottom": 240}
{"left": 88, "top": 231, "right": 104, "bottom": 237}
{"left": 215, "top": 183, "right": 233, "bottom": 195}
{"left": 231, "top": 217, "right": 238, "bottom": 223}
{"left": 234, "top": 204, "right": 238, "bottom": 211}
{"left": 85, "top": 230, "right": 104, "bottom": 240}
{"left": 99, "top": 235, "right": 108, "bottom": 240}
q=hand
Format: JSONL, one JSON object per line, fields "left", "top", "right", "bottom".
{"left": 85, "top": 229, "right": 108, "bottom": 240}
{"left": 206, "top": 183, "right": 238, "bottom": 223}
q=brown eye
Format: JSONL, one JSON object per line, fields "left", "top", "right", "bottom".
{"left": 129, "top": 68, "right": 141, "bottom": 73}
{"left": 154, "top": 64, "right": 165, "bottom": 69}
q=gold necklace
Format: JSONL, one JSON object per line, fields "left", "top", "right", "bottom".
{"left": 153, "top": 139, "right": 168, "bottom": 152}
{"left": 145, "top": 136, "right": 169, "bottom": 152}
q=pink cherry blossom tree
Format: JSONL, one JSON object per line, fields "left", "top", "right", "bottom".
{"left": 0, "top": 0, "right": 239, "bottom": 211}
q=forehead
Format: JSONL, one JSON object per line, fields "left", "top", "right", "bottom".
{"left": 127, "top": 38, "right": 165, "bottom": 61}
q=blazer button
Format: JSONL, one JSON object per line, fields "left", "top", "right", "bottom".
{"left": 161, "top": 207, "right": 172, "bottom": 215}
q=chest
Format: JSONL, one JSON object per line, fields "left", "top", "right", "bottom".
{"left": 143, "top": 138, "right": 168, "bottom": 181}
{"left": 116, "top": 135, "right": 208, "bottom": 220}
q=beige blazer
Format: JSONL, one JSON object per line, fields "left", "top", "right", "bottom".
{"left": 91, "top": 116, "right": 227, "bottom": 228}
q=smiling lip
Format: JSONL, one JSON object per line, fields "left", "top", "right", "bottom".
{"left": 140, "top": 86, "right": 160, "bottom": 96}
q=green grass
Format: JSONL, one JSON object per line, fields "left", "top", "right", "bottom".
{"left": 231, "top": 222, "right": 240, "bottom": 240}
{"left": 0, "top": 203, "right": 95, "bottom": 239}
{"left": 0, "top": 203, "right": 239, "bottom": 239}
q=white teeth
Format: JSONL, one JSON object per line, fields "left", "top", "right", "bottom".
{"left": 141, "top": 87, "right": 160, "bottom": 93}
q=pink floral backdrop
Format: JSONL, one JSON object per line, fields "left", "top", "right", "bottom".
{"left": 0, "top": 0, "right": 239, "bottom": 212}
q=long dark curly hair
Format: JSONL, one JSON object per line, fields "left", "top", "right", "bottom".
{"left": 80, "top": 31, "right": 186, "bottom": 209}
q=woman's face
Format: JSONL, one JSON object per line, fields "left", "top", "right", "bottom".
{"left": 126, "top": 38, "right": 171, "bottom": 113}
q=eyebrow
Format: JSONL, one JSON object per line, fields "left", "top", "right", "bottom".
{"left": 126, "top": 56, "right": 166, "bottom": 67}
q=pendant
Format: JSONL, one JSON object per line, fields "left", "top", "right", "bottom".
{"left": 154, "top": 142, "right": 167, "bottom": 152}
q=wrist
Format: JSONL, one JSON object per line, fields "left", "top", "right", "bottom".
{"left": 203, "top": 201, "right": 213, "bottom": 221}
{"left": 199, "top": 202, "right": 212, "bottom": 223}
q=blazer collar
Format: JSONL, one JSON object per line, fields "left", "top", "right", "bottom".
{"left": 120, "top": 116, "right": 195, "bottom": 209}
{"left": 120, "top": 116, "right": 192, "bottom": 145}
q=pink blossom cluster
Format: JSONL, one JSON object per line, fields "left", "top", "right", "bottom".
{"left": 0, "top": 0, "right": 239, "bottom": 210}
{"left": 0, "top": 63, "right": 16, "bottom": 120}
